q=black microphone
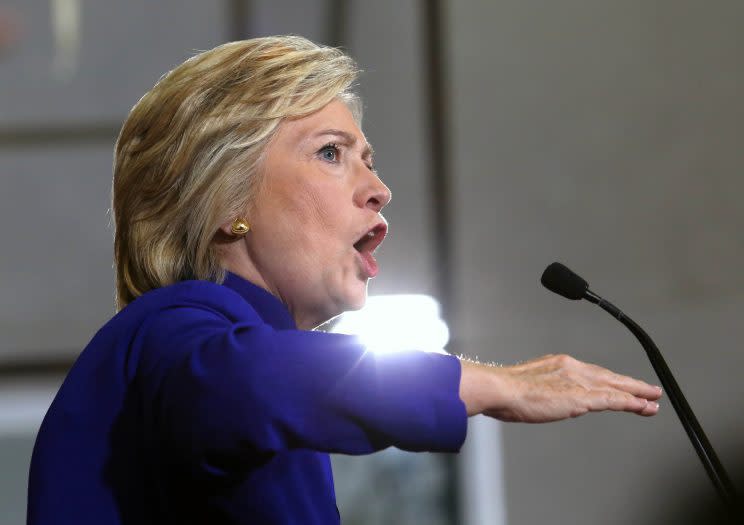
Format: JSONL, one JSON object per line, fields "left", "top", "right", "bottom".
{"left": 540, "top": 262, "right": 588, "bottom": 300}
{"left": 541, "top": 262, "right": 738, "bottom": 511}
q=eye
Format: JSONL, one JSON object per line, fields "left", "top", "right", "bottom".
{"left": 318, "top": 143, "right": 340, "bottom": 163}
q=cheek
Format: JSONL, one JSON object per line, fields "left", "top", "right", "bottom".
{"left": 286, "top": 184, "right": 349, "bottom": 242}
{"left": 259, "top": 189, "right": 349, "bottom": 263}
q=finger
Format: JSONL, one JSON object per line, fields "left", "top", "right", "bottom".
{"left": 586, "top": 390, "right": 650, "bottom": 415}
{"left": 638, "top": 399, "right": 660, "bottom": 417}
{"left": 607, "top": 373, "right": 663, "bottom": 401}
{"left": 580, "top": 363, "right": 662, "bottom": 400}
{"left": 598, "top": 391, "right": 660, "bottom": 417}
{"left": 619, "top": 396, "right": 660, "bottom": 417}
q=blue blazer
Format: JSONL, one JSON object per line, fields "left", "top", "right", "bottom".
{"left": 28, "top": 273, "right": 466, "bottom": 524}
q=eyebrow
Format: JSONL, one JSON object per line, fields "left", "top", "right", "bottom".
{"left": 313, "top": 128, "right": 375, "bottom": 162}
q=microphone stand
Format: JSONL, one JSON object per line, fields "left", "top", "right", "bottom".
{"left": 583, "top": 289, "right": 738, "bottom": 511}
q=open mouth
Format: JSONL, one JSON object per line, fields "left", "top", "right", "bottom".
{"left": 353, "top": 223, "right": 387, "bottom": 255}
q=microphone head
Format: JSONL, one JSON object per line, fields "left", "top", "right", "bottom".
{"left": 541, "top": 262, "right": 589, "bottom": 300}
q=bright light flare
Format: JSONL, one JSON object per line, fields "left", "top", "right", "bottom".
{"left": 331, "top": 295, "right": 450, "bottom": 354}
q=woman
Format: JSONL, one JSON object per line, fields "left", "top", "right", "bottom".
{"left": 28, "top": 36, "right": 661, "bottom": 524}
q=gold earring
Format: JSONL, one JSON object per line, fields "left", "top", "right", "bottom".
{"left": 230, "top": 218, "right": 251, "bottom": 236}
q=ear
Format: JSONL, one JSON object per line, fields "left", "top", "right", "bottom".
{"left": 214, "top": 218, "right": 244, "bottom": 244}
{"left": 218, "top": 219, "right": 235, "bottom": 237}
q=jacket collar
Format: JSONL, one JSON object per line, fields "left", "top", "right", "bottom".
{"left": 222, "top": 272, "right": 297, "bottom": 330}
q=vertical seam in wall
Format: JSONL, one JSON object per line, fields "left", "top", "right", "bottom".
{"left": 227, "top": 0, "right": 251, "bottom": 41}
{"left": 421, "top": 1, "right": 460, "bottom": 524}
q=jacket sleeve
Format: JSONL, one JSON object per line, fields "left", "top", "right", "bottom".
{"left": 136, "top": 302, "right": 467, "bottom": 472}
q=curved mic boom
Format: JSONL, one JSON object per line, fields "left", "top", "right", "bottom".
{"left": 541, "top": 262, "right": 738, "bottom": 511}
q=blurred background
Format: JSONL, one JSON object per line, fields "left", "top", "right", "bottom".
{"left": 1, "top": 1, "right": 744, "bottom": 523}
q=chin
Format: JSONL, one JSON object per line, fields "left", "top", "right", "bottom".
{"left": 341, "top": 283, "right": 369, "bottom": 313}
{"left": 344, "top": 297, "right": 366, "bottom": 313}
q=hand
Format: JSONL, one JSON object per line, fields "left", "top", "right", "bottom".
{"left": 459, "top": 354, "right": 662, "bottom": 423}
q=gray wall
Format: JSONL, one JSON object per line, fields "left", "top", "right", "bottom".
{"left": 449, "top": 1, "right": 744, "bottom": 523}
{"left": 0, "top": 0, "right": 228, "bottom": 362}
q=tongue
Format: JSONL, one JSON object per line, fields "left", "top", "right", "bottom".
{"left": 358, "top": 250, "right": 379, "bottom": 278}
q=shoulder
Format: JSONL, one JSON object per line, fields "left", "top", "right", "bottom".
{"left": 114, "top": 280, "right": 266, "bottom": 375}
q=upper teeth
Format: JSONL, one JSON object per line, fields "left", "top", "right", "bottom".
{"left": 367, "top": 231, "right": 375, "bottom": 237}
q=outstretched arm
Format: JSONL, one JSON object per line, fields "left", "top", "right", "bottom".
{"left": 459, "top": 354, "right": 662, "bottom": 422}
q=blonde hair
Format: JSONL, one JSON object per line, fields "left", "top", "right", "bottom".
{"left": 112, "top": 36, "right": 360, "bottom": 310}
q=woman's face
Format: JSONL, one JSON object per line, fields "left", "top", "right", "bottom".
{"left": 229, "top": 99, "right": 391, "bottom": 329}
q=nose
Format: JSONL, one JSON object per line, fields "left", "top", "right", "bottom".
{"left": 356, "top": 169, "right": 392, "bottom": 213}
